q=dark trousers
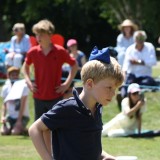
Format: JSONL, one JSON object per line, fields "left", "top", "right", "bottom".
{"left": 127, "top": 130, "right": 160, "bottom": 138}
{"left": 121, "top": 73, "right": 157, "bottom": 98}
{"left": 34, "top": 97, "right": 62, "bottom": 120}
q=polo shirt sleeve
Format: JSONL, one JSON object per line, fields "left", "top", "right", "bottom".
{"left": 41, "top": 104, "right": 74, "bottom": 130}
{"left": 61, "top": 49, "right": 76, "bottom": 66}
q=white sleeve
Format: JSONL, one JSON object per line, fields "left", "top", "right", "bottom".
{"left": 122, "top": 47, "right": 131, "bottom": 71}
{"left": 22, "top": 85, "right": 29, "bottom": 96}
{"left": 143, "top": 43, "right": 157, "bottom": 67}
{"left": 1, "top": 85, "right": 9, "bottom": 99}
{"left": 121, "top": 98, "right": 130, "bottom": 114}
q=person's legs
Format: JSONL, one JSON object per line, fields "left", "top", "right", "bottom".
{"left": 34, "top": 98, "right": 48, "bottom": 121}
{"left": 0, "top": 123, "right": 11, "bottom": 135}
{"left": 108, "top": 129, "right": 129, "bottom": 137}
{"left": 137, "top": 76, "right": 157, "bottom": 86}
{"left": 10, "top": 116, "right": 30, "bottom": 135}
{"left": 13, "top": 53, "right": 23, "bottom": 68}
{"left": 45, "top": 97, "right": 63, "bottom": 111}
{"left": 7, "top": 116, "right": 17, "bottom": 130}
{"left": 34, "top": 97, "right": 63, "bottom": 121}
{"left": 5, "top": 53, "right": 13, "bottom": 68}
{"left": 22, "top": 116, "right": 30, "bottom": 128}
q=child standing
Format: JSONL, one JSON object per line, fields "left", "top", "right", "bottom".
{"left": 22, "top": 19, "right": 78, "bottom": 120}
{"left": 29, "top": 46, "right": 124, "bottom": 160}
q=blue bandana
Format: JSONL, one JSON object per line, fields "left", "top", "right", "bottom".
{"left": 89, "top": 46, "right": 110, "bottom": 64}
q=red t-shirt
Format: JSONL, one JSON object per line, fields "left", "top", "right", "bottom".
{"left": 25, "top": 44, "right": 76, "bottom": 100}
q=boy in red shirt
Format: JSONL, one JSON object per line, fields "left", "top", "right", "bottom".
{"left": 22, "top": 19, "right": 78, "bottom": 120}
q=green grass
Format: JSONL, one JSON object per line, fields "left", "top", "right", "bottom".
{"left": 0, "top": 64, "right": 160, "bottom": 160}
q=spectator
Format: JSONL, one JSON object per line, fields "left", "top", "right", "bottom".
{"left": 28, "top": 46, "right": 124, "bottom": 160}
{"left": 0, "top": 66, "right": 30, "bottom": 135}
{"left": 115, "top": 19, "right": 138, "bottom": 66}
{"left": 102, "top": 83, "right": 146, "bottom": 137}
{"left": 22, "top": 19, "right": 78, "bottom": 120}
{"left": 121, "top": 30, "right": 157, "bottom": 98}
{"left": 67, "top": 39, "right": 86, "bottom": 78}
{"left": 62, "top": 39, "right": 87, "bottom": 98}
{"left": 5, "top": 23, "right": 31, "bottom": 69}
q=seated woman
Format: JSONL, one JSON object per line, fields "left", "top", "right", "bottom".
{"left": 5, "top": 23, "right": 31, "bottom": 69}
{"left": 115, "top": 19, "right": 138, "bottom": 66}
{"left": 102, "top": 83, "right": 146, "bottom": 137}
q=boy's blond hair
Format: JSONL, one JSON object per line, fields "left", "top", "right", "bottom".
{"left": 81, "top": 57, "right": 124, "bottom": 87}
{"left": 32, "top": 19, "right": 55, "bottom": 35}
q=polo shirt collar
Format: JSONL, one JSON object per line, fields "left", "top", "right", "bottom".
{"left": 37, "top": 44, "right": 55, "bottom": 52}
{"left": 72, "top": 88, "right": 102, "bottom": 115}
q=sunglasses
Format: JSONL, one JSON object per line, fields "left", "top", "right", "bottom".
{"left": 131, "top": 92, "right": 139, "bottom": 96}
{"left": 13, "top": 28, "right": 23, "bottom": 32}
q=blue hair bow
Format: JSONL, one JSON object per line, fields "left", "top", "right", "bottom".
{"left": 89, "top": 46, "right": 110, "bottom": 64}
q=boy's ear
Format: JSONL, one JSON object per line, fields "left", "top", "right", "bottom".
{"left": 86, "top": 79, "right": 94, "bottom": 89}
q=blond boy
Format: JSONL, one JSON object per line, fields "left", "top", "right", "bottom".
{"left": 22, "top": 19, "right": 78, "bottom": 120}
{"left": 29, "top": 46, "right": 124, "bottom": 160}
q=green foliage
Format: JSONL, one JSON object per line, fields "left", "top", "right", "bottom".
{"left": 100, "top": 0, "right": 160, "bottom": 40}
{"left": 0, "top": 0, "right": 160, "bottom": 54}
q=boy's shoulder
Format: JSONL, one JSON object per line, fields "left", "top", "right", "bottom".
{"left": 55, "top": 97, "right": 77, "bottom": 109}
{"left": 27, "top": 45, "right": 40, "bottom": 54}
{"left": 53, "top": 44, "right": 67, "bottom": 52}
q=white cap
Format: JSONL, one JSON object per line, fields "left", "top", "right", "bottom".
{"left": 127, "top": 83, "right": 141, "bottom": 93}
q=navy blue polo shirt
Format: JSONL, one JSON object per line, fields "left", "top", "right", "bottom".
{"left": 41, "top": 88, "right": 103, "bottom": 160}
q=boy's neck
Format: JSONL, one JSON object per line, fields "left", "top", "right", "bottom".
{"left": 79, "top": 90, "right": 97, "bottom": 116}
{"left": 41, "top": 43, "right": 53, "bottom": 55}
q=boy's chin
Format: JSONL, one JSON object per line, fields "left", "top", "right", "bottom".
{"left": 101, "top": 101, "right": 110, "bottom": 106}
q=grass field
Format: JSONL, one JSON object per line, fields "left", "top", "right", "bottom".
{"left": 0, "top": 63, "right": 160, "bottom": 160}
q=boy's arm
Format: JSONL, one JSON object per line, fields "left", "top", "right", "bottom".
{"left": 22, "top": 62, "right": 37, "bottom": 92}
{"left": 1, "top": 103, "right": 7, "bottom": 123}
{"left": 29, "top": 119, "right": 52, "bottom": 160}
{"left": 13, "top": 96, "right": 27, "bottom": 130}
{"left": 56, "top": 62, "right": 78, "bottom": 94}
{"left": 100, "top": 150, "right": 116, "bottom": 160}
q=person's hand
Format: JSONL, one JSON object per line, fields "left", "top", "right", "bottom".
{"left": 130, "top": 59, "right": 144, "bottom": 65}
{"left": 101, "top": 151, "right": 116, "bottom": 160}
{"left": 1, "top": 116, "right": 6, "bottom": 124}
{"left": 55, "top": 83, "right": 70, "bottom": 94}
{"left": 10, "top": 52, "right": 15, "bottom": 60}
{"left": 26, "top": 81, "right": 37, "bottom": 93}
{"left": 130, "top": 59, "right": 139, "bottom": 65}
{"left": 101, "top": 155, "right": 116, "bottom": 160}
{"left": 137, "top": 99, "right": 145, "bottom": 108}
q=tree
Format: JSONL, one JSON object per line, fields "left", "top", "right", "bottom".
{"left": 0, "top": 0, "right": 159, "bottom": 50}
{"left": 100, "top": 0, "right": 160, "bottom": 43}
